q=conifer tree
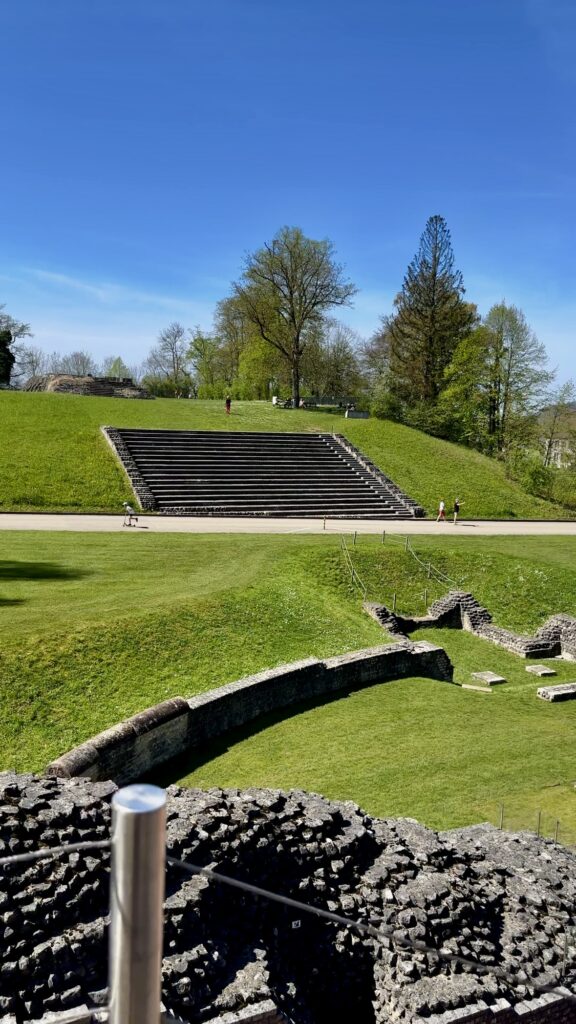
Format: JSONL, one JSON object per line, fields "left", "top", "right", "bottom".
{"left": 387, "top": 215, "right": 477, "bottom": 409}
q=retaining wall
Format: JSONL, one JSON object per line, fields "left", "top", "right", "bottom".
{"left": 45, "top": 640, "right": 453, "bottom": 785}
{"left": 365, "top": 592, "right": 576, "bottom": 660}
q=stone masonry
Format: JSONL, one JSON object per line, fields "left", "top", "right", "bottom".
{"left": 365, "top": 592, "right": 576, "bottom": 660}
{"left": 0, "top": 774, "right": 575, "bottom": 1024}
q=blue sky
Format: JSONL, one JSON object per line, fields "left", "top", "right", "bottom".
{"left": 1, "top": 0, "right": 575, "bottom": 377}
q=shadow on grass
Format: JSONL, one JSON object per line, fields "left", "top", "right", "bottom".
{"left": 152, "top": 685, "right": 366, "bottom": 789}
{"left": 0, "top": 561, "right": 92, "bottom": 581}
{"left": 0, "top": 597, "right": 25, "bottom": 607}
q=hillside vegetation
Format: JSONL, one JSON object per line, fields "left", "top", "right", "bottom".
{"left": 0, "top": 392, "right": 569, "bottom": 518}
{"left": 1, "top": 531, "right": 576, "bottom": 832}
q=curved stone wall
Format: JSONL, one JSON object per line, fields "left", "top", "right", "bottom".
{"left": 0, "top": 773, "right": 575, "bottom": 1024}
{"left": 46, "top": 640, "right": 453, "bottom": 786}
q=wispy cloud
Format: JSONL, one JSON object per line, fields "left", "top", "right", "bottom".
{"left": 26, "top": 268, "right": 203, "bottom": 314}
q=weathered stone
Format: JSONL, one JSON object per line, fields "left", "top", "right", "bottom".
{"left": 526, "top": 665, "right": 557, "bottom": 677}
{"left": 471, "top": 672, "right": 506, "bottom": 686}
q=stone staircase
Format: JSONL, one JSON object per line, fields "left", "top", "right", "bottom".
{"left": 105, "top": 428, "right": 424, "bottom": 518}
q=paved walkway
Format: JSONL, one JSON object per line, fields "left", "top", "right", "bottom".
{"left": 1, "top": 513, "right": 576, "bottom": 535}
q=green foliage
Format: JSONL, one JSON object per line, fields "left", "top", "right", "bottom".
{"left": 0, "top": 393, "right": 571, "bottom": 518}
{"left": 385, "top": 215, "right": 477, "bottom": 406}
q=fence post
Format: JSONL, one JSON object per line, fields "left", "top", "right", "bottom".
{"left": 323, "top": 517, "right": 326, "bottom": 531}
{"left": 405, "top": 536, "right": 409, "bottom": 551}
{"left": 498, "top": 804, "right": 504, "bottom": 829}
{"left": 382, "top": 530, "right": 385, "bottom": 544}
{"left": 392, "top": 593, "right": 396, "bottom": 612}
{"left": 109, "top": 784, "right": 167, "bottom": 1024}
{"left": 555, "top": 819, "right": 560, "bottom": 843}
{"left": 353, "top": 530, "right": 357, "bottom": 546}
{"left": 536, "top": 809, "right": 541, "bottom": 838}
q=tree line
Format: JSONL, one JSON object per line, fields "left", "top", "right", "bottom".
{"left": 3, "top": 219, "right": 575, "bottom": 497}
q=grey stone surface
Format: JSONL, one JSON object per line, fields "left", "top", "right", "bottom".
{"left": 472, "top": 672, "right": 506, "bottom": 686}
{"left": 526, "top": 667, "right": 557, "bottom": 677}
{"left": 1, "top": 774, "right": 576, "bottom": 1024}
{"left": 537, "top": 683, "right": 576, "bottom": 702}
{"left": 46, "top": 642, "right": 454, "bottom": 786}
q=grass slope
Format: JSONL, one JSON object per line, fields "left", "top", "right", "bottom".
{"left": 0, "top": 392, "right": 568, "bottom": 518}
{"left": 2, "top": 531, "right": 576, "bottom": 834}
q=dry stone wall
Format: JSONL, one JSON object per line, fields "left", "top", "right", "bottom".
{"left": 0, "top": 774, "right": 575, "bottom": 1024}
{"left": 46, "top": 641, "right": 453, "bottom": 786}
{"left": 365, "top": 592, "right": 576, "bottom": 660}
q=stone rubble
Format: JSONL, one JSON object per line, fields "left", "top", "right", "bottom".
{"left": 0, "top": 774, "right": 575, "bottom": 1024}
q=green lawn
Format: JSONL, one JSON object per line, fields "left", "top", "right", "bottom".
{"left": 0, "top": 392, "right": 569, "bottom": 518}
{"left": 2, "top": 530, "right": 576, "bottom": 836}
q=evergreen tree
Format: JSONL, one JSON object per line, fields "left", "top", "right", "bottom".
{"left": 387, "top": 215, "right": 477, "bottom": 408}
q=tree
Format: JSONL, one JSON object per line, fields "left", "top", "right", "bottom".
{"left": 231, "top": 226, "right": 357, "bottom": 407}
{"left": 440, "top": 303, "right": 554, "bottom": 456}
{"left": 51, "top": 350, "right": 98, "bottom": 376}
{"left": 144, "top": 322, "right": 191, "bottom": 396}
{"left": 540, "top": 381, "right": 576, "bottom": 467}
{"left": 301, "top": 321, "right": 365, "bottom": 397}
{"left": 386, "top": 215, "right": 477, "bottom": 408}
{"left": 0, "top": 305, "right": 32, "bottom": 385}
{"left": 187, "top": 329, "right": 222, "bottom": 395}
{"left": 11, "top": 344, "right": 50, "bottom": 385}
{"left": 100, "top": 355, "right": 134, "bottom": 379}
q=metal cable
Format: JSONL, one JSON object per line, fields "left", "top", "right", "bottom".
{"left": 167, "top": 854, "right": 576, "bottom": 1004}
{"left": 0, "top": 839, "right": 111, "bottom": 867}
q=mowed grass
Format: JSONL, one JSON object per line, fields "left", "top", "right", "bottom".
{"left": 176, "top": 535, "right": 576, "bottom": 833}
{"left": 0, "top": 532, "right": 384, "bottom": 772}
{"left": 3, "top": 530, "right": 576, "bottom": 834}
{"left": 0, "top": 391, "right": 569, "bottom": 518}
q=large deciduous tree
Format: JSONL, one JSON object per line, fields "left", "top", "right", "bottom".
{"left": 143, "top": 322, "right": 192, "bottom": 396}
{"left": 440, "top": 303, "right": 553, "bottom": 456}
{"left": 386, "top": 215, "right": 477, "bottom": 409}
{"left": 231, "top": 226, "right": 357, "bottom": 407}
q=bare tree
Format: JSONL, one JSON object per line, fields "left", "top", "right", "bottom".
{"left": 144, "top": 322, "right": 191, "bottom": 396}
{"left": 231, "top": 226, "right": 357, "bottom": 407}
{"left": 50, "top": 350, "right": 98, "bottom": 376}
{"left": 11, "top": 345, "right": 50, "bottom": 385}
{"left": 541, "top": 381, "right": 576, "bottom": 467}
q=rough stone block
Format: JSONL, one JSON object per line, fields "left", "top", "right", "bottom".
{"left": 526, "top": 665, "right": 556, "bottom": 677}
{"left": 537, "top": 683, "right": 576, "bottom": 702}
{"left": 471, "top": 671, "right": 506, "bottom": 686}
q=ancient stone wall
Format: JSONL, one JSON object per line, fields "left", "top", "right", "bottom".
{"left": 365, "top": 592, "right": 576, "bottom": 660}
{"left": 46, "top": 641, "right": 453, "bottom": 786}
{"left": 0, "top": 774, "right": 575, "bottom": 1024}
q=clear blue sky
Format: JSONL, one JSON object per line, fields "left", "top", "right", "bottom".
{"left": 1, "top": 0, "right": 575, "bottom": 378}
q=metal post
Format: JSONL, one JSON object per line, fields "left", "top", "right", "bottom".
{"left": 109, "top": 784, "right": 167, "bottom": 1024}
{"left": 353, "top": 530, "right": 357, "bottom": 546}
{"left": 382, "top": 531, "right": 385, "bottom": 544}
{"left": 323, "top": 517, "right": 326, "bottom": 531}
{"left": 555, "top": 819, "right": 560, "bottom": 843}
{"left": 405, "top": 536, "right": 409, "bottom": 551}
{"left": 536, "top": 809, "right": 541, "bottom": 837}
{"left": 498, "top": 804, "right": 504, "bottom": 829}
{"left": 392, "top": 593, "right": 396, "bottom": 612}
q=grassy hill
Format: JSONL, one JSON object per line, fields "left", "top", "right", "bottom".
{"left": 0, "top": 391, "right": 569, "bottom": 518}
{"left": 1, "top": 531, "right": 576, "bottom": 832}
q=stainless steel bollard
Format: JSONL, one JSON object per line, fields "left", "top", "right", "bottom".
{"left": 109, "top": 784, "right": 167, "bottom": 1024}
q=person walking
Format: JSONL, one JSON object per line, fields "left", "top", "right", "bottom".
{"left": 453, "top": 498, "right": 462, "bottom": 524}
{"left": 225, "top": 395, "right": 231, "bottom": 415}
{"left": 122, "top": 501, "right": 138, "bottom": 527}
{"left": 436, "top": 499, "right": 446, "bottom": 522}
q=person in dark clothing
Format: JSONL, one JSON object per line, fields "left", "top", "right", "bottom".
{"left": 225, "top": 395, "right": 231, "bottom": 415}
{"left": 453, "top": 498, "right": 461, "bottom": 524}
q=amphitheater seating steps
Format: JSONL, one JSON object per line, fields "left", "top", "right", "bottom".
{"left": 108, "top": 428, "right": 424, "bottom": 518}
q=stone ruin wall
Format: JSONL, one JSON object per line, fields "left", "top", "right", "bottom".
{"left": 0, "top": 773, "right": 575, "bottom": 1024}
{"left": 46, "top": 641, "right": 454, "bottom": 786}
{"left": 364, "top": 591, "right": 576, "bottom": 660}
{"left": 24, "top": 375, "right": 152, "bottom": 400}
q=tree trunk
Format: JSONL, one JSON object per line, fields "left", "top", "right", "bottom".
{"left": 291, "top": 356, "right": 300, "bottom": 409}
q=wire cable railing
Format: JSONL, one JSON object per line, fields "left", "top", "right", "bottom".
{"left": 0, "top": 786, "right": 574, "bottom": 1023}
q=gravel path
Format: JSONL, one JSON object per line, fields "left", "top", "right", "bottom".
{"left": 1, "top": 513, "right": 576, "bottom": 535}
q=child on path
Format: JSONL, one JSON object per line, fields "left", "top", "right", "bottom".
{"left": 122, "top": 502, "right": 138, "bottom": 527}
{"left": 436, "top": 499, "right": 446, "bottom": 522}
